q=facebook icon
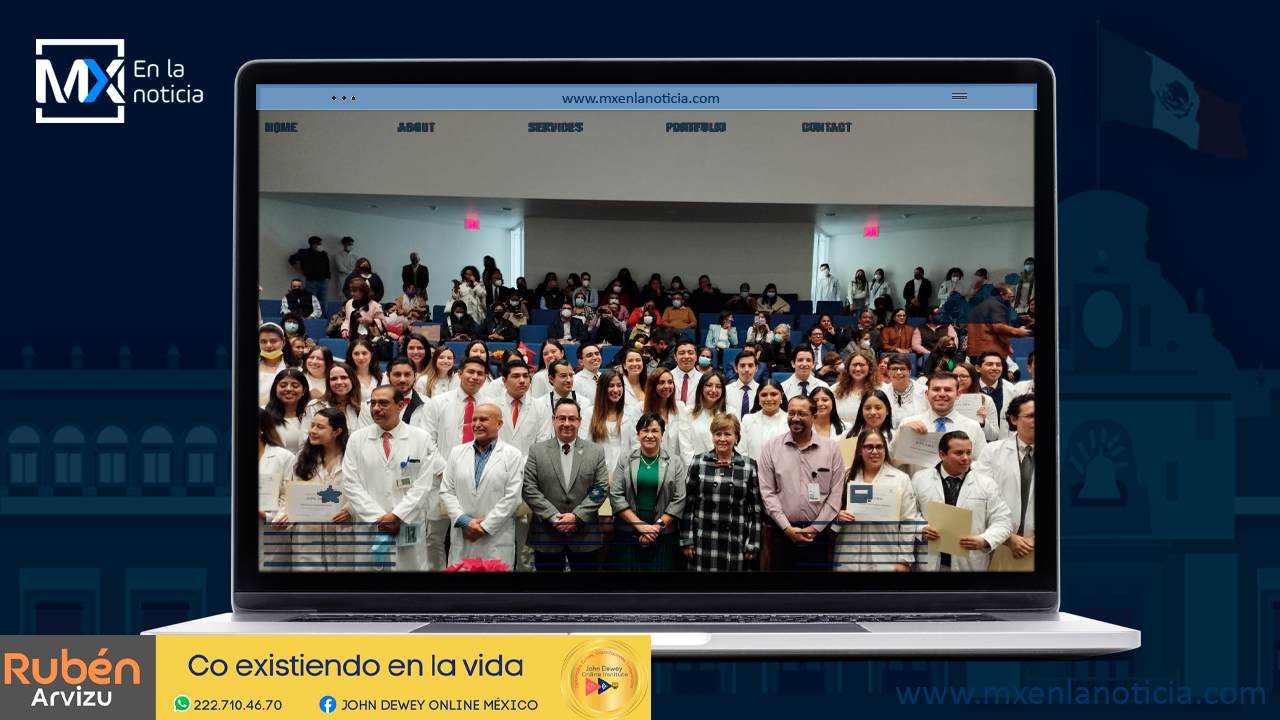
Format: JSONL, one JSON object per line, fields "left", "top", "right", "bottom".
{"left": 319, "top": 696, "right": 336, "bottom": 713}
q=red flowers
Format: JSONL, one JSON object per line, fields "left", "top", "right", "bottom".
{"left": 443, "top": 558, "right": 510, "bottom": 572}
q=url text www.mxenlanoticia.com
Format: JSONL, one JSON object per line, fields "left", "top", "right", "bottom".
{"left": 896, "top": 682, "right": 1264, "bottom": 706}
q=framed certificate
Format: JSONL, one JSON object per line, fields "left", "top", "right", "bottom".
{"left": 258, "top": 472, "right": 280, "bottom": 513}
{"left": 846, "top": 483, "right": 901, "bottom": 523}
{"left": 284, "top": 482, "right": 345, "bottom": 522}
{"left": 892, "top": 431, "right": 945, "bottom": 467}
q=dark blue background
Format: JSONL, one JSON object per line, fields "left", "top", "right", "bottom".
{"left": 10, "top": 2, "right": 1275, "bottom": 715}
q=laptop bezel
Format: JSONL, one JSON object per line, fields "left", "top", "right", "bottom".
{"left": 234, "top": 58, "right": 1058, "bottom": 613}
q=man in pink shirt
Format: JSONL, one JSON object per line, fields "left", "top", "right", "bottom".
{"left": 758, "top": 395, "right": 847, "bottom": 571}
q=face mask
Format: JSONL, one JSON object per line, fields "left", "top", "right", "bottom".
{"left": 406, "top": 289, "right": 416, "bottom": 297}
{"left": 581, "top": 279, "right": 590, "bottom": 288}
{"left": 575, "top": 298, "right": 585, "bottom": 307}
{"left": 290, "top": 287, "right": 303, "bottom": 295}
{"left": 671, "top": 281, "right": 682, "bottom": 290}
{"left": 740, "top": 291, "right": 749, "bottom": 298}
{"left": 643, "top": 316, "right": 654, "bottom": 325}
{"left": 260, "top": 349, "right": 283, "bottom": 360}
{"left": 1024, "top": 264, "right": 1034, "bottom": 272}
{"left": 612, "top": 285, "right": 622, "bottom": 293}
{"left": 494, "top": 308, "right": 505, "bottom": 317}
{"left": 861, "top": 340, "right": 871, "bottom": 348}
{"left": 672, "top": 300, "right": 682, "bottom": 308}
{"left": 697, "top": 357, "right": 711, "bottom": 367}
{"left": 874, "top": 273, "right": 883, "bottom": 280}
{"left": 766, "top": 292, "right": 776, "bottom": 298}
{"left": 508, "top": 298, "right": 520, "bottom": 306}
{"left": 454, "top": 311, "right": 464, "bottom": 318}
{"left": 359, "top": 266, "right": 370, "bottom": 273}
{"left": 914, "top": 273, "right": 923, "bottom": 279}
{"left": 494, "top": 279, "right": 503, "bottom": 287}
{"left": 284, "top": 322, "right": 299, "bottom": 332}
{"left": 951, "top": 276, "right": 960, "bottom": 282}
{"left": 547, "top": 286, "right": 558, "bottom": 293}
{"left": 821, "top": 269, "right": 830, "bottom": 277}
{"left": 561, "top": 309, "right": 573, "bottom": 319}
{"left": 773, "top": 334, "right": 783, "bottom": 343}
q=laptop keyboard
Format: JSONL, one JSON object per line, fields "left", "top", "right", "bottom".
{"left": 290, "top": 613, "right": 996, "bottom": 624}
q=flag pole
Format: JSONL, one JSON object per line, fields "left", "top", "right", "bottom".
{"left": 1096, "top": 20, "right": 1101, "bottom": 190}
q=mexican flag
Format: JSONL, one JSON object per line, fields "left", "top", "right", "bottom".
{"left": 1100, "top": 27, "right": 1247, "bottom": 160}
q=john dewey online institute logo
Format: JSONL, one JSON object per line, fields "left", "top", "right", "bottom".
{"left": 36, "top": 39, "right": 205, "bottom": 124}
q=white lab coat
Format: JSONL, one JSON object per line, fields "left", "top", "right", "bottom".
{"left": 737, "top": 411, "right": 789, "bottom": 461}
{"left": 910, "top": 466, "right": 1012, "bottom": 572}
{"left": 258, "top": 445, "right": 297, "bottom": 570}
{"left": 440, "top": 439, "right": 527, "bottom": 567}
{"left": 415, "top": 373, "right": 458, "bottom": 400}
{"left": 303, "top": 398, "right": 368, "bottom": 437}
{"left": 724, "top": 379, "right": 759, "bottom": 419}
{"left": 341, "top": 420, "right": 441, "bottom": 570}
{"left": 780, "top": 374, "right": 829, "bottom": 400}
{"left": 621, "top": 402, "right": 690, "bottom": 460}
{"left": 867, "top": 279, "right": 891, "bottom": 304}
{"left": 450, "top": 281, "right": 487, "bottom": 322}
{"left": 977, "top": 378, "right": 1019, "bottom": 438}
{"left": 275, "top": 416, "right": 305, "bottom": 454}
{"left": 833, "top": 387, "right": 867, "bottom": 427}
{"left": 282, "top": 461, "right": 351, "bottom": 572}
{"left": 530, "top": 369, "right": 552, "bottom": 399}
{"left": 835, "top": 465, "right": 922, "bottom": 572}
{"left": 671, "top": 367, "right": 704, "bottom": 406}
{"left": 258, "top": 364, "right": 285, "bottom": 408}
{"left": 879, "top": 382, "right": 927, "bottom": 427}
{"left": 543, "top": 391, "right": 594, "bottom": 441}
{"left": 574, "top": 370, "right": 600, "bottom": 402}
{"left": 683, "top": 409, "right": 718, "bottom": 466}
{"left": 493, "top": 391, "right": 552, "bottom": 457}
{"left": 815, "top": 274, "right": 841, "bottom": 303}
{"left": 1012, "top": 379, "right": 1034, "bottom": 397}
{"left": 972, "top": 438, "right": 1035, "bottom": 539}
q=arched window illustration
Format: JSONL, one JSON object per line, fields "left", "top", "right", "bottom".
{"left": 95, "top": 425, "right": 129, "bottom": 485}
{"left": 6, "top": 425, "right": 41, "bottom": 485}
{"left": 140, "top": 426, "right": 173, "bottom": 485}
{"left": 51, "top": 426, "right": 85, "bottom": 484}
{"left": 184, "top": 426, "right": 218, "bottom": 486}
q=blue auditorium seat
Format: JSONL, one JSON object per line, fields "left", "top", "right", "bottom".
{"left": 815, "top": 301, "right": 844, "bottom": 316}
{"left": 530, "top": 309, "right": 558, "bottom": 326}
{"left": 600, "top": 345, "right": 621, "bottom": 367}
{"left": 432, "top": 305, "right": 446, "bottom": 322}
{"left": 519, "top": 324, "right": 548, "bottom": 347}
{"left": 1010, "top": 337, "right": 1035, "bottom": 359}
{"left": 303, "top": 318, "right": 327, "bottom": 338}
{"left": 906, "top": 317, "right": 926, "bottom": 328}
{"left": 721, "top": 348, "right": 741, "bottom": 375}
{"left": 327, "top": 301, "right": 344, "bottom": 317}
{"left": 318, "top": 338, "right": 348, "bottom": 356}
{"left": 259, "top": 299, "right": 277, "bottom": 317}
{"left": 789, "top": 300, "right": 812, "bottom": 315}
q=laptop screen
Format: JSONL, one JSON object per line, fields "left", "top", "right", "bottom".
{"left": 239, "top": 62, "right": 1055, "bottom": 607}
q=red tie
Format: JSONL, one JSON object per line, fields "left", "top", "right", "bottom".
{"left": 462, "top": 395, "right": 475, "bottom": 443}
{"left": 511, "top": 398, "right": 520, "bottom": 428}
{"left": 381, "top": 431, "right": 392, "bottom": 459}
{"left": 681, "top": 373, "right": 689, "bottom": 403}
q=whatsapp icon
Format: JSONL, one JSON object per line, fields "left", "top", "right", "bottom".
{"left": 174, "top": 695, "right": 192, "bottom": 712}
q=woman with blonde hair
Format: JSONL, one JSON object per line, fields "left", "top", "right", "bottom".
{"left": 681, "top": 412, "right": 762, "bottom": 571}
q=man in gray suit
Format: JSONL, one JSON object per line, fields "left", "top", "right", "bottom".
{"left": 522, "top": 398, "right": 610, "bottom": 571}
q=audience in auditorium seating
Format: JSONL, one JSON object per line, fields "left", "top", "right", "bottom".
{"left": 261, "top": 248, "right": 1034, "bottom": 573}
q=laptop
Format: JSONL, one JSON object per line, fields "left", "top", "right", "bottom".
{"left": 148, "top": 58, "right": 1139, "bottom": 658}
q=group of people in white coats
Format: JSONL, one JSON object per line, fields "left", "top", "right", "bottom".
{"left": 255, "top": 307, "right": 1036, "bottom": 572}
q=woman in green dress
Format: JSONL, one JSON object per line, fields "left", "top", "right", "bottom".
{"left": 610, "top": 412, "right": 688, "bottom": 571}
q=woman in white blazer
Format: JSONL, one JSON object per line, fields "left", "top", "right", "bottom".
{"left": 736, "top": 379, "right": 789, "bottom": 461}
{"left": 257, "top": 409, "right": 297, "bottom": 571}
{"left": 683, "top": 370, "right": 727, "bottom": 465}
{"left": 439, "top": 427, "right": 527, "bottom": 569}
{"left": 276, "top": 407, "right": 351, "bottom": 571}
{"left": 622, "top": 368, "right": 691, "bottom": 460}
{"left": 835, "top": 428, "right": 921, "bottom": 571}
{"left": 911, "top": 432, "right": 1012, "bottom": 572}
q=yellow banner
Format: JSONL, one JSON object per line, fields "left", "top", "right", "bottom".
{"left": 155, "top": 635, "right": 649, "bottom": 719}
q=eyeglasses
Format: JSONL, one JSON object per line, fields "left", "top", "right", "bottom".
{"left": 368, "top": 399, "right": 396, "bottom": 409}
{"left": 862, "top": 445, "right": 886, "bottom": 453}
{"left": 890, "top": 367, "right": 910, "bottom": 374}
